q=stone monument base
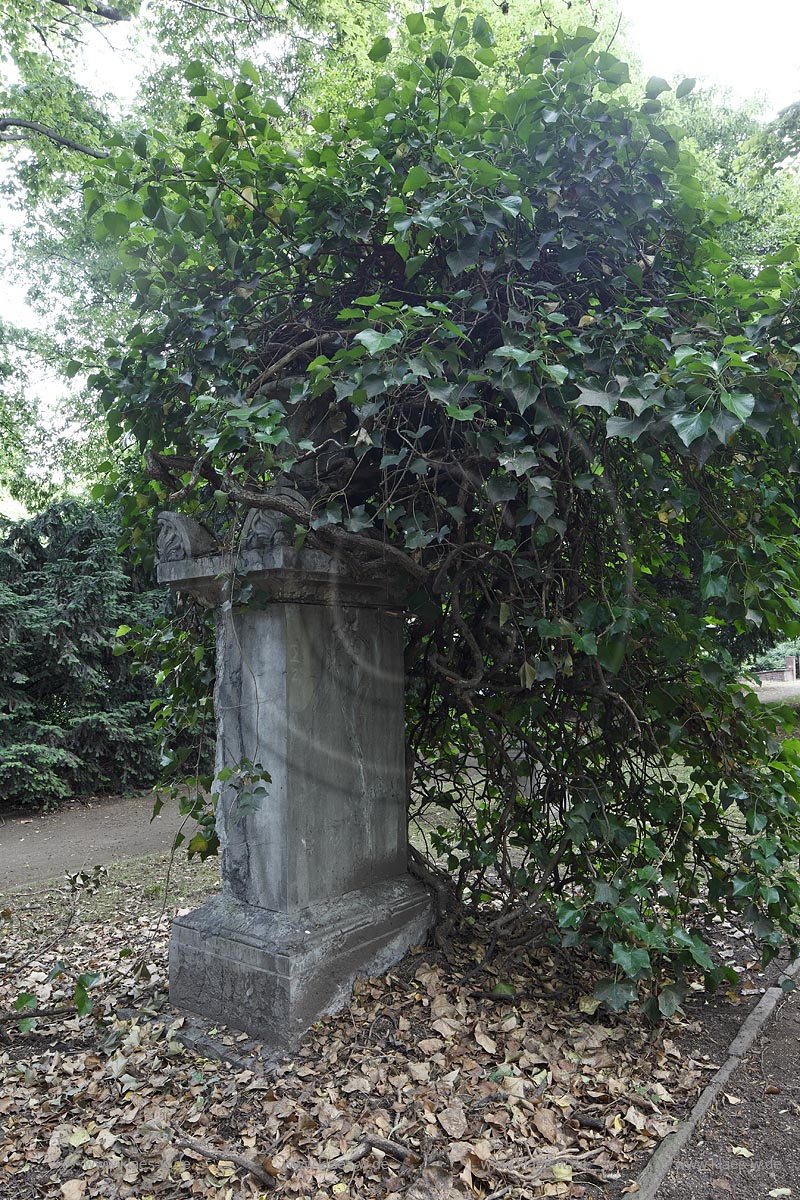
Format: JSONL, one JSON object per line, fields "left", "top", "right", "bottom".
{"left": 169, "top": 877, "right": 432, "bottom": 1050}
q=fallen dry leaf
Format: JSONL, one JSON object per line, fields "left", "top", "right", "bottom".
{"left": 60, "top": 1182, "right": 86, "bottom": 1200}
{"left": 473, "top": 1023, "right": 497, "bottom": 1055}
{"left": 405, "top": 1165, "right": 462, "bottom": 1199}
{"left": 438, "top": 1100, "right": 468, "bottom": 1139}
{"left": 533, "top": 1108, "right": 559, "bottom": 1144}
{"left": 0, "top": 868, "right": 756, "bottom": 1200}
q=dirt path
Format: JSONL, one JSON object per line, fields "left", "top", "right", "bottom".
{"left": 654, "top": 988, "right": 800, "bottom": 1199}
{"left": 0, "top": 792, "right": 187, "bottom": 890}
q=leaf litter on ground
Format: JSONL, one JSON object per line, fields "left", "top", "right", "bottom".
{"left": 0, "top": 864, "right": 771, "bottom": 1200}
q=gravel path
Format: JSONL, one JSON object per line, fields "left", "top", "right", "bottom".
{"left": 0, "top": 792, "right": 186, "bottom": 890}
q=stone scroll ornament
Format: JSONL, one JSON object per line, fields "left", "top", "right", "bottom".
{"left": 156, "top": 512, "right": 218, "bottom": 562}
{"left": 237, "top": 486, "right": 308, "bottom": 551}
{"left": 156, "top": 501, "right": 432, "bottom": 1056}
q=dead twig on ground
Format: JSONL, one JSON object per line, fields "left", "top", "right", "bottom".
{"left": 330, "top": 1132, "right": 421, "bottom": 1168}
{"left": 0, "top": 1004, "right": 76, "bottom": 1024}
{"left": 174, "top": 1134, "right": 278, "bottom": 1188}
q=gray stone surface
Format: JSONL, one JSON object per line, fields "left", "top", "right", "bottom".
{"left": 169, "top": 876, "right": 432, "bottom": 1048}
{"left": 158, "top": 516, "right": 432, "bottom": 1050}
{"left": 214, "top": 600, "right": 408, "bottom": 911}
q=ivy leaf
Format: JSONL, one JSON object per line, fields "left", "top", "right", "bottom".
{"left": 670, "top": 409, "right": 713, "bottom": 446}
{"left": 472, "top": 14, "right": 495, "bottom": 46}
{"left": 487, "top": 476, "right": 517, "bottom": 502}
{"left": 605, "top": 416, "right": 648, "bottom": 442}
{"left": 574, "top": 386, "right": 616, "bottom": 413}
{"left": 611, "top": 943, "right": 651, "bottom": 979}
{"left": 598, "top": 635, "right": 627, "bottom": 674}
{"left": 73, "top": 980, "right": 93, "bottom": 1017}
{"left": 575, "top": 632, "right": 598, "bottom": 656}
{"left": 594, "top": 978, "right": 638, "bottom": 1012}
{"left": 102, "top": 210, "right": 130, "bottom": 237}
{"left": 354, "top": 329, "right": 403, "bottom": 354}
{"left": 720, "top": 391, "right": 755, "bottom": 421}
{"left": 495, "top": 345, "right": 539, "bottom": 366}
{"left": 542, "top": 363, "right": 569, "bottom": 385}
{"left": 452, "top": 55, "right": 480, "bottom": 80}
{"left": 657, "top": 983, "right": 686, "bottom": 1017}
{"left": 445, "top": 403, "right": 481, "bottom": 421}
{"left": 402, "top": 165, "right": 430, "bottom": 193}
{"left": 368, "top": 36, "right": 392, "bottom": 62}
{"left": 624, "top": 262, "right": 643, "bottom": 287}
{"left": 645, "top": 76, "right": 671, "bottom": 99}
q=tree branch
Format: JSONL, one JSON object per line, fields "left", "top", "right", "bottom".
{"left": 0, "top": 1005, "right": 75, "bottom": 1024}
{"left": 220, "top": 475, "right": 430, "bottom": 582}
{"left": 0, "top": 118, "right": 109, "bottom": 158}
{"left": 245, "top": 334, "right": 338, "bottom": 398}
{"left": 49, "top": 0, "right": 130, "bottom": 22}
{"left": 329, "top": 1133, "right": 420, "bottom": 1168}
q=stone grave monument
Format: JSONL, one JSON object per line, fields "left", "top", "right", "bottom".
{"left": 157, "top": 503, "right": 432, "bottom": 1053}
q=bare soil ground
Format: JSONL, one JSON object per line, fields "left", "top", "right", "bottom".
{"left": 655, "top": 990, "right": 800, "bottom": 1200}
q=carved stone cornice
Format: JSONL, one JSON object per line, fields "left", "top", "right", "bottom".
{"left": 156, "top": 508, "right": 402, "bottom": 611}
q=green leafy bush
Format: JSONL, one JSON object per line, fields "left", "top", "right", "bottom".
{"left": 0, "top": 501, "right": 161, "bottom": 809}
{"left": 87, "top": 14, "right": 800, "bottom": 1009}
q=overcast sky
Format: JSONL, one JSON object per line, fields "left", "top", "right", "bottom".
{"left": 620, "top": 0, "right": 800, "bottom": 115}
{"left": 71, "top": 1, "right": 800, "bottom": 115}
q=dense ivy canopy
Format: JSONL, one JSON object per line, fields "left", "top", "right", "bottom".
{"left": 91, "top": 12, "right": 800, "bottom": 1011}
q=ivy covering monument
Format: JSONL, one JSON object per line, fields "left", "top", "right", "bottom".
{"left": 90, "top": 12, "right": 800, "bottom": 1014}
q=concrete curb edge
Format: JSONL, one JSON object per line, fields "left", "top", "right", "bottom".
{"left": 632, "top": 957, "right": 800, "bottom": 1200}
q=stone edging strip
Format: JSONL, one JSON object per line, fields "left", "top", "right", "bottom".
{"left": 633, "top": 957, "right": 800, "bottom": 1200}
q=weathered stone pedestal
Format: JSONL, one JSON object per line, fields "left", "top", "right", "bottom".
{"left": 157, "top": 513, "right": 432, "bottom": 1052}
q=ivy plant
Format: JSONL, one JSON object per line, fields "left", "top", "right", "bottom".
{"left": 88, "top": 12, "right": 800, "bottom": 1011}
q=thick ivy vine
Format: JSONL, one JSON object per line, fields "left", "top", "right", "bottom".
{"left": 88, "top": 12, "right": 800, "bottom": 1013}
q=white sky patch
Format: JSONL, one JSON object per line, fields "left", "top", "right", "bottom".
{"left": 619, "top": 0, "right": 800, "bottom": 115}
{"left": 74, "top": 9, "right": 151, "bottom": 109}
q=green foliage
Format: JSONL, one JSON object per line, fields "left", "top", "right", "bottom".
{"left": 750, "top": 638, "right": 800, "bottom": 673}
{"left": 118, "top": 597, "right": 217, "bottom": 854}
{"left": 0, "top": 500, "right": 161, "bottom": 809}
{"left": 668, "top": 89, "right": 800, "bottom": 264}
{"left": 53, "top": 15, "right": 800, "bottom": 1004}
{"left": 750, "top": 99, "right": 800, "bottom": 172}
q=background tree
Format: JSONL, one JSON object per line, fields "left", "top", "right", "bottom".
{"left": 0, "top": 499, "right": 161, "bottom": 809}
{"left": 88, "top": 12, "right": 800, "bottom": 1011}
{"left": 668, "top": 88, "right": 800, "bottom": 263}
